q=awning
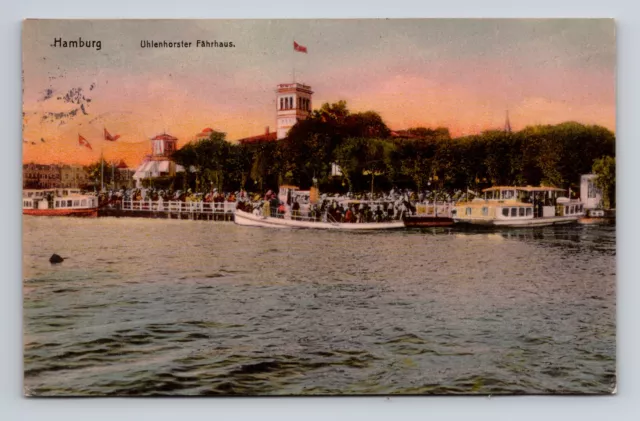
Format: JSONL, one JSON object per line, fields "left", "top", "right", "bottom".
{"left": 157, "top": 161, "right": 170, "bottom": 172}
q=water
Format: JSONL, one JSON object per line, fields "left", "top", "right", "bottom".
{"left": 22, "top": 217, "right": 616, "bottom": 396}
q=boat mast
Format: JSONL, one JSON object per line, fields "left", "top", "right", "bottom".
{"left": 100, "top": 151, "right": 104, "bottom": 192}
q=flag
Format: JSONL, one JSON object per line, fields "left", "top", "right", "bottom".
{"left": 104, "top": 128, "right": 121, "bottom": 141}
{"left": 293, "top": 41, "right": 307, "bottom": 53}
{"left": 78, "top": 134, "right": 92, "bottom": 150}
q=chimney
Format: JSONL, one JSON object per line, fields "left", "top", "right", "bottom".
{"left": 265, "top": 126, "right": 270, "bottom": 135}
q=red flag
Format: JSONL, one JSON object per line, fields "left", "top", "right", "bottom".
{"left": 104, "top": 128, "right": 121, "bottom": 141}
{"left": 78, "top": 134, "right": 92, "bottom": 150}
{"left": 293, "top": 41, "right": 307, "bottom": 53}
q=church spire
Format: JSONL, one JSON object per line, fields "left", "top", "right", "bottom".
{"left": 504, "top": 110, "right": 512, "bottom": 133}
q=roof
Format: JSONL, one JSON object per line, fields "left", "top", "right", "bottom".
{"left": 237, "top": 132, "right": 278, "bottom": 144}
{"left": 196, "top": 128, "right": 215, "bottom": 138}
{"left": 151, "top": 133, "right": 178, "bottom": 141}
{"left": 457, "top": 200, "right": 534, "bottom": 207}
{"left": 390, "top": 130, "right": 421, "bottom": 139}
{"left": 116, "top": 160, "right": 128, "bottom": 169}
{"left": 482, "top": 186, "right": 566, "bottom": 193}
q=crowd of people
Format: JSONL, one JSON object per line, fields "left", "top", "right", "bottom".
{"left": 93, "top": 186, "right": 468, "bottom": 220}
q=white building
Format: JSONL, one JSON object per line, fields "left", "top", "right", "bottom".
{"left": 133, "top": 133, "right": 184, "bottom": 187}
{"left": 276, "top": 83, "right": 313, "bottom": 140}
{"left": 580, "top": 174, "right": 603, "bottom": 209}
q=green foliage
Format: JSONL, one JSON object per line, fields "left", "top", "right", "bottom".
{"left": 334, "top": 137, "right": 395, "bottom": 192}
{"left": 85, "top": 159, "right": 116, "bottom": 188}
{"left": 169, "top": 100, "right": 615, "bottom": 195}
{"left": 592, "top": 156, "right": 616, "bottom": 208}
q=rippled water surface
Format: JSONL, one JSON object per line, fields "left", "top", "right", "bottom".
{"left": 23, "top": 217, "right": 616, "bottom": 396}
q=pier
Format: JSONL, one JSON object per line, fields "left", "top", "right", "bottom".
{"left": 99, "top": 200, "right": 236, "bottom": 221}
{"left": 98, "top": 199, "right": 455, "bottom": 225}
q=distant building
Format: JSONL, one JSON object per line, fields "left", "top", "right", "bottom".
{"left": 195, "top": 127, "right": 215, "bottom": 141}
{"left": 114, "top": 160, "right": 135, "bottom": 189}
{"left": 238, "top": 126, "right": 277, "bottom": 145}
{"left": 580, "top": 174, "right": 603, "bottom": 209}
{"left": 389, "top": 130, "right": 422, "bottom": 140}
{"left": 22, "top": 163, "right": 61, "bottom": 189}
{"left": 237, "top": 82, "right": 314, "bottom": 144}
{"left": 60, "top": 165, "right": 90, "bottom": 188}
{"left": 276, "top": 83, "right": 313, "bottom": 140}
{"left": 133, "top": 133, "right": 184, "bottom": 187}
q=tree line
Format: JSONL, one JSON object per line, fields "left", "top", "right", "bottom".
{"left": 168, "top": 100, "right": 615, "bottom": 203}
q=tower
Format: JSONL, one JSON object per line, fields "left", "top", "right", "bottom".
{"left": 151, "top": 133, "right": 178, "bottom": 157}
{"left": 276, "top": 83, "right": 313, "bottom": 140}
{"left": 504, "top": 110, "right": 512, "bottom": 133}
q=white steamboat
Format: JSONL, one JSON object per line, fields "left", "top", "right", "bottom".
{"left": 452, "top": 186, "right": 585, "bottom": 227}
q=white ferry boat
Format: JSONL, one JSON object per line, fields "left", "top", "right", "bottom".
{"left": 234, "top": 186, "right": 405, "bottom": 230}
{"left": 23, "top": 189, "right": 99, "bottom": 217}
{"left": 452, "top": 186, "right": 585, "bottom": 227}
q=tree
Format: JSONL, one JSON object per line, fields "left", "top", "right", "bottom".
{"left": 334, "top": 137, "right": 395, "bottom": 192}
{"left": 592, "top": 156, "right": 616, "bottom": 209}
{"left": 85, "top": 158, "right": 115, "bottom": 189}
{"left": 283, "top": 100, "right": 392, "bottom": 189}
{"left": 172, "top": 130, "right": 231, "bottom": 191}
{"left": 393, "top": 138, "right": 437, "bottom": 191}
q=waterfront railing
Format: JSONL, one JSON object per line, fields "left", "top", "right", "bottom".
{"left": 119, "top": 200, "right": 237, "bottom": 214}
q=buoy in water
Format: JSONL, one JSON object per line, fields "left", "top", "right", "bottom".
{"left": 49, "top": 254, "right": 65, "bottom": 264}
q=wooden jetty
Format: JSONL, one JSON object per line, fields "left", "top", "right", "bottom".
{"left": 99, "top": 200, "right": 236, "bottom": 221}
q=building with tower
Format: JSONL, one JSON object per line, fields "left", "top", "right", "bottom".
{"left": 238, "top": 82, "right": 314, "bottom": 144}
{"left": 133, "top": 133, "right": 184, "bottom": 187}
{"left": 275, "top": 83, "right": 313, "bottom": 140}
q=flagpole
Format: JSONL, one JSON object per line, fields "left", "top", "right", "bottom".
{"left": 100, "top": 137, "right": 104, "bottom": 192}
{"left": 292, "top": 39, "right": 295, "bottom": 83}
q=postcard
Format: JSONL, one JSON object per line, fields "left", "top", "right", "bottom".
{"left": 22, "top": 19, "right": 616, "bottom": 396}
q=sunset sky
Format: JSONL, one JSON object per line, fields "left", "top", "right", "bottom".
{"left": 22, "top": 19, "right": 616, "bottom": 167}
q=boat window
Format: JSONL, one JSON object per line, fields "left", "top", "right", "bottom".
{"left": 526, "top": 208, "right": 533, "bottom": 216}
{"left": 502, "top": 208, "right": 509, "bottom": 217}
{"left": 67, "top": 200, "right": 72, "bottom": 207}
{"left": 73, "top": 200, "right": 79, "bottom": 206}
{"left": 565, "top": 206, "right": 568, "bottom": 215}
{"left": 465, "top": 207, "right": 472, "bottom": 216}
{"left": 482, "top": 207, "right": 488, "bottom": 216}
{"left": 81, "top": 200, "right": 87, "bottom": 206}
{"left": 511, "top": 207, "right": 517, "bottom": 217}
{"left": 519, "top": 207, "right": 525, "bottom": 217}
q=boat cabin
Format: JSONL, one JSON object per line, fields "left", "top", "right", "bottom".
{"left": 23, "top": 194, "right": 98, "bottom": 210}
{"left": 452, "top": 186, "right": 585, "bottom": 223}
{"left": 23, "top": 188, "right": 84, "bottom": 199}
{"left": 278, "top": 185, "right": 311, "bottom": 205}
{"left": 53, "top": 195, "right": 99, "bottom": 210}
